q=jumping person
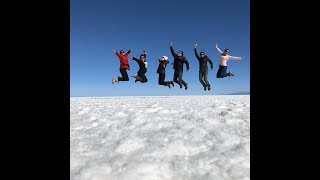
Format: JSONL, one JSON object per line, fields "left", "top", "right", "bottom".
{"left": 112, "top": 49, "right": 131, "bottom": 84}
{"left": 129, "top": 50, "right": 148, "bottom": 83}
{"left": 156, "top": 55, "right": 174, "bottom": 88}
{"left": 170, "top": 41, "right": 190, "bottom": 90}
{"left": 194, "top": 43, "right": 214, "bottom": 91}
{"left": 215, "top": 43, "right": 245, "bottom": 78}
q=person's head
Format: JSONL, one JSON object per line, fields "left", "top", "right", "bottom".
{"left": 162, "top": 55, "right": 168, "bottom": 61}
{"left": 177, "top": 50, "right": 183, "bottom": 57}
{"left": 119, "top": 50, "right": 125, "bottom": 55}
{"left": 223, "top": 49, "right": 230, "bottom": 55}
{"left": 200, "top": 51, "right": 205, "bottom": 57}
{"left": 140, "top": 54, "right": 146, "bottom": 61}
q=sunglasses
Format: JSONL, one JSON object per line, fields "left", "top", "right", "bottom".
{"left": 120, "top": 51, "right": 124, "bottom": 53}
{"left": 225, "top": 50, "right": 230, "bottom": 53}
{"left": 200, "top": 53, "right": 204, "bottom": 55}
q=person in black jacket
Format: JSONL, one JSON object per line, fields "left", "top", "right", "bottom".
{"left": 157, "top": 55, "right": 174, "bottom": 88}
{"left": 170, "top": 41, "right": 190, "bottom": 90}
{"left": 194, "top": 43, "right": 214, "bottom": 91}
{"left": 128, "top": 50, "right": 148, "bottom": 83}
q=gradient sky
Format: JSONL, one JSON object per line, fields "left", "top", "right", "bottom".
{"left": 71, "top": 0, "right": 250, "bottom": 96}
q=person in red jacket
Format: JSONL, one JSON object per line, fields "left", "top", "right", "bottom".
{"left": 112, "top": 49, "right": 131, "bottom": 84}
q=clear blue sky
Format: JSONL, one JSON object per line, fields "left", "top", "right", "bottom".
{"left": 71, "top": 0, "right": 250, "bottom": 96}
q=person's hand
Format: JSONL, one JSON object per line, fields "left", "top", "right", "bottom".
{"left": 194, "top": 43, "right": 197, "bottom": 48}
{"left": 170, "top": 41, "right": 172, "bottom": 47}
{"left": 210, "top": 68, "right": 214, "bottom": 71}
{"left": 128, "top": 56, "right": 133, "bottom": 59}
{"left": 242, "top": 56, "right": 245, "bottom": 60}
{"left": 215, "top": 43, "right": 218, "bottom": 47}
{"left": 143, "top": 50, "right": 147, "bottom": 53}
{"left": 112, "top": 49, "right": 116, "bottom": 53}
{"left": 187, "top": 69, "right": 190, "bottom": 72}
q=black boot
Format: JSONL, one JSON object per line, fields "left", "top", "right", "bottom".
{"left": 164, "top": 82, "right": 171, "bottom": 88}
{"left": 170, "top": 81, "right": 174, "bottom": 87}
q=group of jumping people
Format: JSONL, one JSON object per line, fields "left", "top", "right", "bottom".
{"left": 111, "top": 41, "right": 245, "bottom": 91}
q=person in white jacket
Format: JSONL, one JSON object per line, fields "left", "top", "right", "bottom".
{"left": 215, "top": 43, "right": 245, "bottom": 78}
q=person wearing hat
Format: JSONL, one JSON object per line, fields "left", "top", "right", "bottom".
{"left": 170, "top": 41, "right": 190, "bottom": 90}
{"left": 112, "top": 49, "right": 131, "bottom": 84}
{"left": 215, "top": 43, "right": 245, "bottom": 78}
{"left": 156, "top": 55, "right": 174, "bottom": 88}
{"left": 194, "top": 43, "right": 214, "bottom": 91}
{"left": 128, "top": 50, "right": 148, "bottom": 83}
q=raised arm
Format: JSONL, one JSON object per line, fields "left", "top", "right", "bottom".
{"left": 215, "top": 43, "right": 223, "bottom": 54}
{"left": 125, "top": 49, "right": 131, "bottom": 55}
{"left": 194, "top": 43, "right": 200, "bottom": 59}
{"left": 113, "top": 49, "right": 121, "bottom": 57}
{"left": 170, "top": 41, "right": 177, "bottom": 57}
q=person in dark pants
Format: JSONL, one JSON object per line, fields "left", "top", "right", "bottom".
{"left": 112, "top": 49, "right": 131, "bottom": 84}
{"left": 194, "top": 43, "right": 214, "bottom": 91}
{"left": 170, "top": 41, "right": 190, "bottom": 90}
{"left": 215, "top": 43, "right": 245, "bottom": 78}
{"left": 156, "top": 55, "right": 174, "bottom": 88}
{"left": 129, "top": 50, "right": 148, "bottom": 83}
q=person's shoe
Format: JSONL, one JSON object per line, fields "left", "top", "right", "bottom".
{"left": 112, "top": 78, "right": 118, "bottom": 84}
{"left": 204, "top": 86, "right": 207, "bottom": 91}
{"left": 208, "top": 86, "right": 211, "bottom": 91}
{"left": 180, "top": 84, "right": 183, "bottom": 89}
{"left": 135, "top": 79, "right": 139, "bottom": 83}
{"left": 228, "top": 71, "right": 234, "bottom": 76}
{"left": 185, "top": 83, "right": 188, "bottom": 90}
{"left": 170, "top": 81, "right": 174, "bottom": 87}
{"left": 135, "top": 77, "right": 142, "bottom": 83}
{"left": 167, "top": 84, "right": 171, "bottom": 88}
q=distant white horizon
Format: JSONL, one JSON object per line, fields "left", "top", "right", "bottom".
{"left": 71, "top": 95, "right": 250, "bottom": 180}
{"left": 70, "top": 93, "right": 250, "bottom": 97}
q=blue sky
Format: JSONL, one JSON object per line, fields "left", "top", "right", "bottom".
{"left": 71, "top": 0, "right": 250, "bottom": 96}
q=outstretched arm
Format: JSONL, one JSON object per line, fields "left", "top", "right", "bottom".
{"left": 131, "top": 56, "right": 139, "bottom": 62}
{"left": 194, "top": 43, "right": 200, "bottom": 59}
{"left": 215, "top": 43, "right": 223, "bottom": 54}
{"left": 229, "top": 56, "right": 244, "bottom": 60}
